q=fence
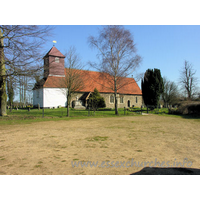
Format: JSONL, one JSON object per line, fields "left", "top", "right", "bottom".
{"left": 6, "top": 106, "right": 169, "bottom": 119}
{"left": 7, "top": 107, "right": 141, "bottom": 118}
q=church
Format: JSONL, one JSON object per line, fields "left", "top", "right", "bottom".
{"left": 33, "top": 47, "right": 143, "bottom": 109}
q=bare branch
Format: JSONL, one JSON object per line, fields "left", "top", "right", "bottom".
{"left": 0, "top": 25, "right": 53, "bottom": 115}
{"left": 179, "top": 60, "right": 198, "bottom": 100}
{"left": 88, "top": 25, "right": 141, "bottom": 114}
{"left": 63, "top": 46, "right": 85, "bottom": 116}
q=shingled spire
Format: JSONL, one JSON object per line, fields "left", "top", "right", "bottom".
{"left": 43, "top": 46, "right": 65, "bottom": 78}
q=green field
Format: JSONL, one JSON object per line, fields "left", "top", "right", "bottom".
{"left": 5, "top": 107, "right": 169, "bottom": 117}
{"left": 0, "top": 107, "right": 195, "bottom": 126}
{"left": 0, "top": 107, "right": 137, "bottom": 125}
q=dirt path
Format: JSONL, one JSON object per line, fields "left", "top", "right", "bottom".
{"left": 0, "top": 115, "right": 199, "bottom": 174}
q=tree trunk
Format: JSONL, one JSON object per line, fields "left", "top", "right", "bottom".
{"left": 187, "top": 89, "right": 191, "bottom": 101}
{"left": 19, "top": 77, "right": 21, "bottom": 106}
{"left": 67, "top": 92, "right": 71, "bottom": 117}
{"left": 114, "top": 77, "right": 118, "bottom": 115}
{"left": 10, "top": 102, "right": 12, "bottom": 112}
{"left": 24, "top": 75, "right": 26, "bottom": 106}
{"left": 0, "top": 28, "right": 7, "bottom": 116}
{"left": 67, "top": 102, "right": 69, "bottom": 117}
{"left": 0, "top": 78, "right": 7, "bottom": 116}
{"left": 67, "top": 101, "right": 70, "bottom": 117}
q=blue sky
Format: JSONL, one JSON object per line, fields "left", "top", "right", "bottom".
{"left": 44, "top": 25, "right": 200, "bottom": 91}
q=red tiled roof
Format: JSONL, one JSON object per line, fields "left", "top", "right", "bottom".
{"left": 44, "top": 46, "right": 65, "bottom": 58}
{"left": 43, "top": 69, "right": 142, "bottom": 95}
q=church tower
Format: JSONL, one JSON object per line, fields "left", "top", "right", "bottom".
{"left": 43, "top": 46, "right": 65, "bottom": 78}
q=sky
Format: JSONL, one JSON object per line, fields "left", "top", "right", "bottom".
{"left": 44, "top": 25, "right": 200, "bottom": 91}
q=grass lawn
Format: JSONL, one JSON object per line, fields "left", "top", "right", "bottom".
{"left": 0, "top": 114, "right": 199, "bottom": 175}
{"left": 0, "top": 107, "right": 171, "bottom": 125}
{"left": 0, "top": 107, "right": 140, "bottom": 125}
{"left": 5, "top": 107, "right": 138, "bottom": 117}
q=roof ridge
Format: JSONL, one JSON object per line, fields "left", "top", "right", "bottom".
{"left": 64, "top": 68, "right": 137, "bottom": 79}
{"left": 43, "top": 46, "right": 65, "bottom": 58}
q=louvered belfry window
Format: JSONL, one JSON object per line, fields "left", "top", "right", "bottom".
{"left": 55, "top": 57, "right": 59, "bottom": 63}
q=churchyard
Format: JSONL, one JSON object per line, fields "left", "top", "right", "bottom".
{"left": 0, "top": 107, "right": 169, "bottom": 125}
{"left": 0, "top": 113, "right": 199, "bottom": 175}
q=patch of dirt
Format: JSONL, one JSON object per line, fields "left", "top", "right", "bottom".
{"left": 0, "top": 115, "right": 199, "bottom": 175}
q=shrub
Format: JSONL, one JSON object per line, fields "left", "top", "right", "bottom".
{"left": 168, "top": 108, "right": 181, "bottom": 115}
{"left": 171, "top": 102, "right": 200, "bottom": 115}
{"left": 147, "top": 105, "right": 155, "bottom": 111}
{"left": 98, "top": 108, "right": 112, "bottom": 111}
{"left": 186, "top": 104, "right": 200, "bottom": 114}
{"left": 88, "top": 88, "right": 106, "bottom": 111}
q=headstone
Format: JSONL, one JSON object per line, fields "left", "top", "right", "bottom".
{"left": 73, "top": 97, "right": 85, "bottom": 110}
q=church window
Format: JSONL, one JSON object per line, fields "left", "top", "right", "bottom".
{"left": 120, "top": 96, "right": 124, "bottom": 103}
{"left": 110, "top": 95, "right": 114, "bottom": 103}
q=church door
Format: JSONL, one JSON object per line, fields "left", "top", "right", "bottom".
{"left": 127, "top": 100, "right": 130, "bottom": 107}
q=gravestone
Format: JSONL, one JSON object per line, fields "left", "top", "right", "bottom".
{"left": 73, "top": 96, "right": 85, "bottom": 110}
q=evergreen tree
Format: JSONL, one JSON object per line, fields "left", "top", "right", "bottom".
{"left": 89, "top": 88, "right": 106, "bottom": 111}
{"left": 142, "top": 68, "right": 164, "bottom": 107}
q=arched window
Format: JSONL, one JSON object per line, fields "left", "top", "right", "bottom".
{"left": 127, "top": 100, "right": 130, "bottom": 107}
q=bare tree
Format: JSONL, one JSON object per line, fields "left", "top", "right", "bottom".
{"left": 179, "top": 60, "right": 197, "bottom": 100}
{"left": 162, "top": 77, "right": 179, "bottom": 107}
{"left": 64, "top": 47, "right": 84, "bottom": 117}
{"left": 0, "top": 25, "right": 52, "bottom": 116}
{"left": 17, "top": 74, "right": 34, "bottom": 106}
{"left": 88, "top": 25, "right": 141, "bottom": 115}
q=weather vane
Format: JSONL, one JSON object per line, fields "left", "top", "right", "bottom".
{"left": 53, "top": 40, "right": 57, "bottom": 46}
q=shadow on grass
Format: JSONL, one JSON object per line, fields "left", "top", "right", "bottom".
{"left": 168, "top": 114, "right": 200, "bottom": 119}
{"left": 130, "top": 167, "right": 200, "bottom": 175}
{"left": 180, "top": 114, "right": 200, "bottom": 119}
